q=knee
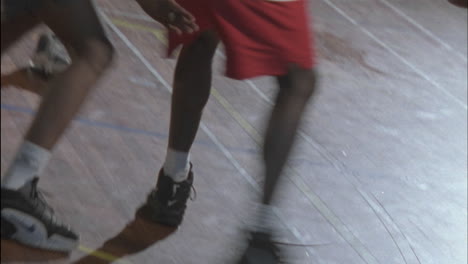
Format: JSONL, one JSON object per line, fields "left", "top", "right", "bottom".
{"left": 279, "top": 66, "right": 318, "bottom": 100}
{"left": 74, "top": 37, "right": 115, "bottom": 73}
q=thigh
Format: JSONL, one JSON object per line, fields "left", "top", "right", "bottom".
{"left": 35, "top": 0, "right": 110, "bottom": 54}
{"left": 1, "top": 0, "right": 41, "bottom": 54}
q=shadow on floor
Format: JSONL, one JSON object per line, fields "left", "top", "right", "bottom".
{"left": 1, "top": 67, "right": 48, "bottom": 96}
{"left": 0, "top": 239, "right": 69, "bottom": 262}
{"left": 72, "top": 207, "right": 177, "bottom": 264}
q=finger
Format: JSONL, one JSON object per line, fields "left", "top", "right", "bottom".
{"left": 169, "top": 16, "right": 197, "bottom": 33}
{"left": 168, "top": 24, "right": 182, "bottom": 35}
{"left": 171, "top": 3, "right": 196, "bottom": 22}
{"left": 179, "top": 17, "right": 198, "bottom": 32}
{"left": 186, "top": 22, "right": 199, "bottom": 32}
{"left": 182, "top": 25, "right": 194, "bottom": 34}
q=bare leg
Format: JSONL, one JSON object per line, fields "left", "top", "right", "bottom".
{"left": 262, "top": 67, "right": 317, "bottom": 205}
{"left": 1, "top": 0, "right": 114, "bottom": 252}
{"left": 139, "top": 32, "right": 218, "bottom": 227}
{"left": 25, "top": 0, "right": 114, "bottom": 149}
{"left": 168, "top": 31, "right": 219, "bottom": 151}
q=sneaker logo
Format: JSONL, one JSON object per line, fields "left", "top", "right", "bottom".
{"left": 167, "top": 199, "right": 178, "bottom": 207}
{"left": 1, "top": 209, "right": 45, "bottom": 237}
{"left": 167, "top": 184, "right": 181, "bottom": 207}
{"left": 172, "top": 185, "right": 179, "bottom": 195}
{"left": 26, "top": 223, "right": 36, "bottom": 232}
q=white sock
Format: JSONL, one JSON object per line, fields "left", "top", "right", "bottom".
{"left": 250, "top": 204, "right": 277, "bottom": 233}
{"left": 2, "top": 141, "right": 51, "bottom": 190}
{"left": 163, "top": 148, "right": 190, "bottom": 182}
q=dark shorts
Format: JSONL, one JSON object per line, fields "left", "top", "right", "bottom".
{"left": 1, "top": 0, "right": 72, "bottom": 21}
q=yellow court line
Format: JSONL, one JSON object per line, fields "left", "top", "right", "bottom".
{"left": 77, "top": 245, "right": 133, "bottom": 264}
{"left": 110, "top": 18, "right": 167, "bottom": 45}
{"left": 210, "top": 89, "right": 263, "bottom": 144}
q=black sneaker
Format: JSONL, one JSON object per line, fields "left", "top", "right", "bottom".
{"left": 237, "top": 231, "right": 283, "bottom": 264}
{"left": 1, "top": 178, "right": 78, "bottom": 252}
{"left": 29, "top": 33, "right": 70, "bottom": 78}
{"left": 139, "top": 167, "right": 194, "bottom": 227}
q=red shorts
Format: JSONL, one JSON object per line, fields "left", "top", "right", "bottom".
{"left": 169, "top": 0, "right": 315, "bottom": 80}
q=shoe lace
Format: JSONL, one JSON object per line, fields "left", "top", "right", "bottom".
{"left": 29, "top": 183, "right": 60, "bottom": 226}
{"left": 175, "top": 182, "right": 197, "bottom": 202}
{"left": 189, "top": 185, "right": 197, "bottom": 201}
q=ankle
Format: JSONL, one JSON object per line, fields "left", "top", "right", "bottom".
{"left": 163, "top": 148, "right": 190, "bottom": 182}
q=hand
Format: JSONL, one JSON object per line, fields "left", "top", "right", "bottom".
{"left": 136, "top": 0, "right": 199, "bottom": 34}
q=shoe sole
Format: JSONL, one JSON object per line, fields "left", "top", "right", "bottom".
{"left": 137, "top": 205, "right": 182, "bottom": 227}
{"left": 1, "top": 208, "right": 78, "bottom": 252}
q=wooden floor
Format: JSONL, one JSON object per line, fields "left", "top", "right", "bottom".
{"left": 1, "top": 0, "right": 467, "bottom": 263}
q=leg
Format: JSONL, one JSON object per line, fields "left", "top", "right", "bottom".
{"left": 237, "top": 67, "right": 317, "bottom": 264}
{"left": 263, "top": 66, "right": 317, "bottom": 205}
{"left": 1, "top": 0, "right": 114, "bottom": 252}
{"left": 169, "top": 31, "right": 219, "bottom": 152}
{"left": 140, "top": 31, "right": 219, "bottom": 227}
{"left": 26, "top": 0, "right": 114, "bottom": 149}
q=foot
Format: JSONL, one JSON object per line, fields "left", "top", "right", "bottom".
{"left": 139, "top": 167, "right": 194, "bottom": 227}
{"left": 29, "top": 33, "right": 71, "bottom": 78}
{"left": 1, "top": 178, "right": 78, "bottom": 252}
{"left": 236, "top": 231, "right": 284, "bottom": 264}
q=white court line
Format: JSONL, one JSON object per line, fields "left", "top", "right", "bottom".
{"left": 320, "top": 0, "right": 467, "bottom": 110}
{"left": 100, "top": 12, "right": 324, "bottom": 264}
{"left": 378, "top": 0, "right": 467, "bottom": 62}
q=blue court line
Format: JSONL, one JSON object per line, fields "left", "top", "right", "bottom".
{"left": 0, "top": 103, "right": 258, "bottom": 155}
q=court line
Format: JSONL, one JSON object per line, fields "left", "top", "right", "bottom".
{"left": 378, "top": 0, "right": 467, "bottom": 62}
{"left": 0, "top": 103, "right": 258, "bottom": 155}
{"left": 320, "top": 0, "right": 467, "bottom": 110}
{"left": 78, "top": 245, "right": 133, "bottom": 264}
{"left": 111, "top": 18, "right": 167, "bottom": 43}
